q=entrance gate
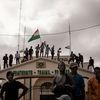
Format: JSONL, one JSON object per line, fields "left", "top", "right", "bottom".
{"left": 40, "top": 95, "right": 56, "bottom": 100}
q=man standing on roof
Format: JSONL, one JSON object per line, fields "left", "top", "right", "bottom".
{"left": 87, "top": 57, "right": 94, "bottom": 70}
{"left": 15, "top": 51, "right": 20, "bottom": 64}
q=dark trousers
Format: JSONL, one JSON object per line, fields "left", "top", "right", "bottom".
{"left": 9, "top": 60, "right": 13, "bottom": 66}
{"left": 4, "top": 62, "right": 8, "bottom": 69}
{"left": 73, "top": 95, "right": 85, "bottom": 100}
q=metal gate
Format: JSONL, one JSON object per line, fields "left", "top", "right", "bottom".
{"left": 40, "top": 95, "right": 56, "bottom": 100}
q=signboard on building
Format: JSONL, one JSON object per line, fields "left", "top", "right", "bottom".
{"left": 13, "top": 70, "right": 33, "bottom": 76}
{"left": 13, "top": 69, "right": 69, "bottom": 76}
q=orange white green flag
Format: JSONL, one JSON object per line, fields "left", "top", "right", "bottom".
{"left": 28, "top": 29, "right": 40, "bottom": 42}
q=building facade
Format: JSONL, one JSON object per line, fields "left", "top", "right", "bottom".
{"left": 0, "top": 57, "right": 93, "bottom": 100}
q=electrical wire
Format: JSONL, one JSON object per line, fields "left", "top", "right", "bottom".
{"left": 0, "top": 23, "right": 100, "bottom": 36}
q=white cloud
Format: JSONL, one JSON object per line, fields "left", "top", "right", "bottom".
{"left": 0, "top": 0, "right": 100, "bottom": 67}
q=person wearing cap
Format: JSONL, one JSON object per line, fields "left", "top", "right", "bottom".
{"left": 88, "top": 67, "right": 100, "bottom": 100}
{"left": 0, "top": 71, "right": 28, "bottom": 100}
{"left": 69, "top": 62, "right": 85, "bottom": 100}
{"left": 52, "top": 61, "right": 74, "bottom": 99}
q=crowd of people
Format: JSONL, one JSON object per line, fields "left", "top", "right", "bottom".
{"left": 2, "top": 41, "right": 94, "bottom": 71}
{"left": 52, "top": 61, "right": 100, "bottom": 100}
{"left": 0, "top": 59, "right": 98, "bottom": 100}
{"left": 68, "top": 51, "right": 94, "bottom": 71}
{"left": 2, "top": 41, "right": 59, "bottom": 69}
{"left": 52, "top": 61, "right": 85, "bottom": 100}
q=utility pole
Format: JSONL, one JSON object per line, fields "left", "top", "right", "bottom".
{"left": 69, "top": 23, "right": 71, "bottom": 55}
{"left": 18, "top": 0, "right": 22, "bottom": 52}
{"left": 23, "top": 26, "right": 26, "bottom": 57}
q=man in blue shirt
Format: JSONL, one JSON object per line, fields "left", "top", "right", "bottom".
{"left": 69, "top": 62, "right": 85, "bottom": 100}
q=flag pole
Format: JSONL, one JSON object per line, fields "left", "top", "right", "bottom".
{"left": 38, "top": 29, "right": 42, "bottom": 43}
{"left": 18, "top": 0, "right": 22, "bottom": 52}
{"left": 23, "top": 26, "right": 26, "bottom": 57}
{"left": 69, "top": 23, "right": 71, "bottom": 55}
{"left": 39, "top": 37, "right": 42, "bottom": 44}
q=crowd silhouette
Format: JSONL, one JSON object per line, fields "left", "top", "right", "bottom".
{"left": 0, "top": 42, "right": 97, "bottom": 100}
{"left": 2, "top": 41, "right": 94, "bottom": 70}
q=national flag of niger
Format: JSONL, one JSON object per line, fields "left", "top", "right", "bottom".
{"left": 28, "top": 29, "right": 40, "bottom": 42}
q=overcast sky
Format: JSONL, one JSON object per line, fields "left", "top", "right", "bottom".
{"left": 0, "top": 0, "right": 100, "bottom": 67}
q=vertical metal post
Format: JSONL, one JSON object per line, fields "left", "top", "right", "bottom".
{"left": 29, "top": 78, "right": 32, "bottom": 100}
{"left": 23, "top": 27, "right": 26, "bottom": 57}
{"left": 69, "top": 24, "right": 71, "bottom": 55}
{"left": 23, "top": 79, "right": 25, "bottom": 100}
{"left": 18, "top": 0, "right": 22, "bottom": 52}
